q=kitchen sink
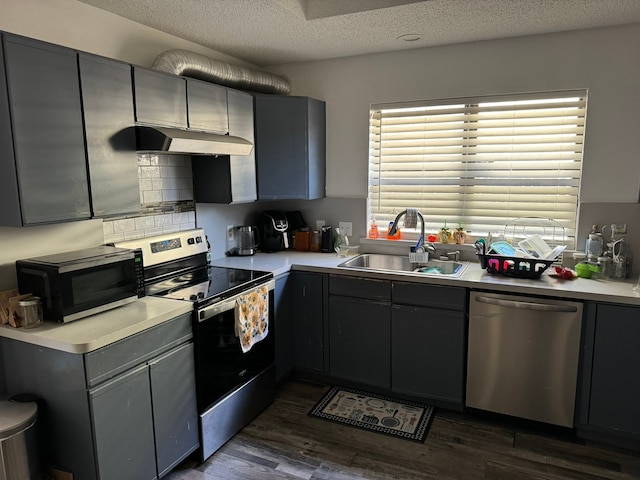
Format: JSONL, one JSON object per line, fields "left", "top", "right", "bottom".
{"left": 338, "top": 254, "right": 469, "bottom": 278}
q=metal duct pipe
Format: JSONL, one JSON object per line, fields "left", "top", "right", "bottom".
{"left": 151, "top": 49, "right": 291, "bottom": 95}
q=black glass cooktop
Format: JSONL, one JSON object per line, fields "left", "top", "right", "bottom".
{"left": 152, "top": 266, "right": 272, "bottom": 307}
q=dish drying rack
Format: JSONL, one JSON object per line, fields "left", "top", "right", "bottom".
{"left": 479, "top": 217, "right": 567, "bottom": 279}
{"left": 501, "top": 217, "right": 566, "bottom": 259}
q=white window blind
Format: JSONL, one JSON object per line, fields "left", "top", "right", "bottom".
{"left": 368, "top": 90, "right": 587, "bottom": 247}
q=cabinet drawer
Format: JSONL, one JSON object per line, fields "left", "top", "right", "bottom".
{"left": 329, "top": 274, "right": 391, "bottom": 301}
{"left": 392, "top": 282, "right": 466, "bottom": 311}
{"left": 85, "top": 313, "right": 192, "bottom": 387}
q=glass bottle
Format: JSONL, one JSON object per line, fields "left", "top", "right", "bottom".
{"left": 585, "top": 224, "right": 603, "bottom": 262}
{"left": 368, "top": 218, "right": 379, "bottom": 239}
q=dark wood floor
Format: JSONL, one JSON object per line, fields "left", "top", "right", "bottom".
{"left": 165, "top": 380, "right": 640, "bottom": 480}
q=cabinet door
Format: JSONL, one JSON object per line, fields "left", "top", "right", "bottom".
{"left": 0, "top": 37, "right": 21, "bottom": 226}
{"left": 293, "top": 272, "right": 325, "bottom": 372}
{"left": 329, "top": 296, "right": 390, "bottom": 388}
{"left": 149, "top": 342, "right": 199, "bottom": 477}
{"left": 588, "top": 304, "right": 640, "bottom": 436}
{"left": 133, "top": 66, "right": 187, "bottom": 128}
{"left": 255, "top": 95, "right": 325, "bottom": 200}
{"left": 228, "top": 89, "right": 257, "bottom": 203}
{"left": 391, "top": 304, "right": 465, "bottom": 407}
{"left": 3, "top": 34, "right": 90, "bottom": 225}
{"left": 274, "top": 273, "right": 294, "bottom": 382}
{"left": 79, "top": 53, "right": 139, "bottom": 217}
{"left": 192, "top": 89, "right": 256, "bottom": 203}
{"left": 187, "top": 78, "right": 228, "bottom": 133}
{"left": 89, "top": 364, "right": 157, "bottom": 480}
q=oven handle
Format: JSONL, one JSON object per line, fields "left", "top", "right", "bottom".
{"left": 198, "top": 279, "right": 275, "bottom": 322}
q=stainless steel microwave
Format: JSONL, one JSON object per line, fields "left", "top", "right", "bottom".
{"left": 16, "top": 246, "right": 144, "bottom": 323}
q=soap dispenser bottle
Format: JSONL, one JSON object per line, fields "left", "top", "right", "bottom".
{"left": 368, "top": 218, "right": 379, "bottom": 239}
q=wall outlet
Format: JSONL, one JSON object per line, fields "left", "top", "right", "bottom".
{"left": 226, "top": 225, "right": 236, "bottom": 241}
{"left": 339, "top": 221, "right": 352, "bottom": 236}
{"left": 316, "top": 219, "right": 326, "bottom": 230}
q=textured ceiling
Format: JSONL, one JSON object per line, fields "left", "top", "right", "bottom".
{"left": 75, "top": 0, "right": 640, "bottom": 67}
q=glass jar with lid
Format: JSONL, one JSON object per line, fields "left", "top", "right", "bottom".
{"left": 19, "top": 296, "right": 43, "bottom": 329}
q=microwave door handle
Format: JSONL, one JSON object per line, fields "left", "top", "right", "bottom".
{"left": 21, "top": 268, "right": 52, "bottom": 309}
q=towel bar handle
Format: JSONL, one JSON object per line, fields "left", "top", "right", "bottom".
{"left": 198, "top": 279, "right": 275, "bottom": 322}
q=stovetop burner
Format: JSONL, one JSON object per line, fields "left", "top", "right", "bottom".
{"left": 159, "top": 266, "right": 272, "bottom": 307}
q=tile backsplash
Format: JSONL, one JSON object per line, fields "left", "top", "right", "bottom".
{"left": 103, "top": 153, "right": 196, "bottom": 244}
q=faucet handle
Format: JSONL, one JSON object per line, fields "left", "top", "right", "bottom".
{"left": 446, "top": 251, "right": 460, "bottom": 262}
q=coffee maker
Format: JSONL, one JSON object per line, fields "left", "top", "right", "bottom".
{"left": 321, "top": 225, "right": 333, "bottom": 253}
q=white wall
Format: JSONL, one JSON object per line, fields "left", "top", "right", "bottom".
{"left": 268, "top": 24, "right": 640, "bottom": 205}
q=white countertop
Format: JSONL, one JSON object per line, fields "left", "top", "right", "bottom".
{"left": 211, "top": 251, "right": 640, "bottom": 306}
{"left": 0, "top": 296, "right": 193, "bottom": 354}
{"left": 2, "top": 252, "right": 636, "bottom": 355}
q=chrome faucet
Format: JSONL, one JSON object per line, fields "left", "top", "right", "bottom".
{"left": 388, "top": 209, "right": 436, "bottom": 255}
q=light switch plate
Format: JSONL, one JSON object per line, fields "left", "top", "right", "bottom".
{"left": 316, "top": 220, "right": 326, "bottom": 229}
{"left": 339, "top": 221, "right": 352, "bottom": 236}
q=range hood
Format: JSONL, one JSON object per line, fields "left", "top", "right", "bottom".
{"left": 135, "top": 126, "right": 254, "bottom": 156}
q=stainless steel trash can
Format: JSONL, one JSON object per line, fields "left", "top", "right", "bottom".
{"left": 0, "top": 398, "right": 39, "bottom": 480}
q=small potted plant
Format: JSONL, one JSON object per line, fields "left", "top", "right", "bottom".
{"left": 454, "top": 223, "right": 467, "bottom": 244}
{"left": 439, "top": 221, "right": 452, "bottom": 244}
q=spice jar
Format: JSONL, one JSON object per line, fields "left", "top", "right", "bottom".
{"left": 19, "top": 296, "right": 43, "bottom": 329}
{"left": 295, "top": 228, "right": 310, "bottom": 251}
{"left": 310, "top": 231, "right": 321, "bottom": 252}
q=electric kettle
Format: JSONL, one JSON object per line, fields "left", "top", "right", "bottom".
{"left": 236, "top": 226, "right": 259, "bottom": 256}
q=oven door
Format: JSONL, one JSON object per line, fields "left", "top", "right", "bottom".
{"left": 194, "top": 279, "right": 276, "bottom": 412}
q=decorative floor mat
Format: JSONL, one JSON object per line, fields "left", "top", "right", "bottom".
{"left": 309, "top": 385, "right": 436, "bottom": 443}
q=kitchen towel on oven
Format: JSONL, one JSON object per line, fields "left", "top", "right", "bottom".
{"left": 234, "top": 286, "right": 269, "bottom": 353}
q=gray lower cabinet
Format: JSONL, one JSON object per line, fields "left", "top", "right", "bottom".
{"left": 292, "top": 271, "right": 328, "bottom": 373}
{"left": 0, "top": 33, "right": 90, "bottom": 226}
{"left": 274, "top": 273, "right": 294, "bottom": 383}
{"left": 90, "top": 363, "right": 157, "bottom": 479}
{"left": 1, "top": 313, "right": 198, "bottom": 479}
{"left": 79, "top": 52, "right": 140, "bottom": 218}
{"left": 328, "top": 275, "right": 391, "bottom": 388}
{"left": 577, "top": 302, "right": 640, "bottom": 449}
{"left": 391, "top": 282, "right": 467, "bottom": 409}
{"left": 254, "top": 95, "right": 325, "bottom": 200}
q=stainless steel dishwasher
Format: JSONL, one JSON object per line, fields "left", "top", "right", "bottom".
{"left": 466, "top": 291, "right": 583, "bottom": 427}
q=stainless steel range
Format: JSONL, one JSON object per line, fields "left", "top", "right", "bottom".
{"left": 115, "top": 229, "right": 275, "bottom": 461}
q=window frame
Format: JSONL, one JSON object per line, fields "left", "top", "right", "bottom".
{"left": 367, "top": 90, "right": 588, "bottom": 248}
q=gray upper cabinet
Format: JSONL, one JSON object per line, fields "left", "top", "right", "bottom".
{"left": 0, "top": 35, "right": 19, "bottom": 226}
{"left": 133, "top": 66, "right": 187, "bottom": 128}
{"left": 254, "top": 95, "right": 326, "bottom": 200}
{"left": 0, "top": 33, "right": 90, "bottom": 226}
{"left": 187, "top": 78, "right": 228, "bottom": 133}
{"left": 79, "top": 53, "right": 140, "bottom": 218}
{"left": 228, "top": 89, "right": 257, "bottom": 203}
{"left": 192, "top": 89, "right": 257, "bottom": 203}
